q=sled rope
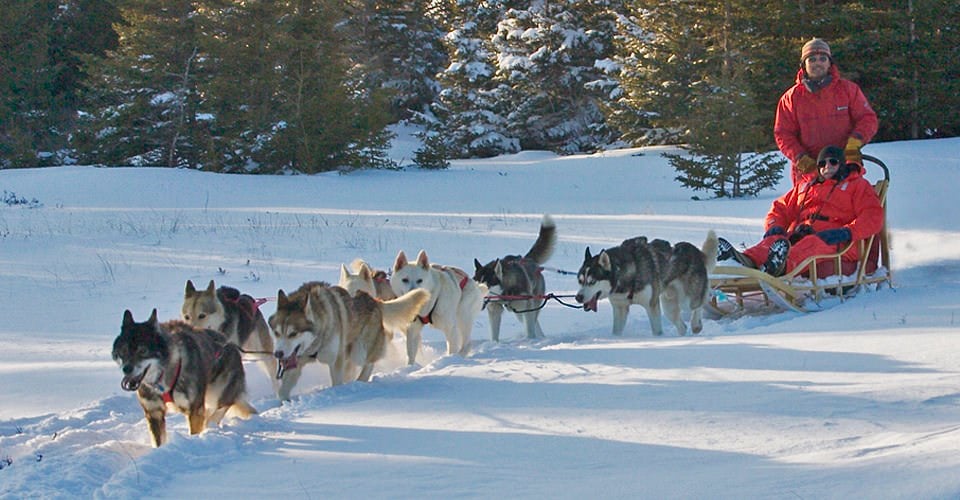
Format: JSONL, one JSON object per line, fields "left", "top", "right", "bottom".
{"left": 483, "top": 293, "right": 581, "bottom": 312}
{"left": 539, "top": 265, "right": 578, "bottom": 276}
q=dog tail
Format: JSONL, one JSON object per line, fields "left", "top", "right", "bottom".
{"left": 380, "top": 289, "right": 431, "bottom": 333}
{"left": 701, "top": 230, "right": 719, "bottom": 273}
{"left": 525, "top": 214, "right": 558, "bottom": 265}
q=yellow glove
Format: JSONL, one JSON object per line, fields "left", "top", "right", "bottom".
{"left": 844, "top": 137, "right": 863, "bottom": 165}
{"left": 796, "top": 154, "right": 817, "bottom": 174}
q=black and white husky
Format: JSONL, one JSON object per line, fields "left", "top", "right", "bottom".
{"left": 576, "top": 231, "right": 718, "bottom": 336}
{"left": 111, "top": 309, "right": 256, "bottom": 447}
{"left": 473, "top": 215, "right": 557, "bottom": 341}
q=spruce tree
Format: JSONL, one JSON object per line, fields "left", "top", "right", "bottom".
{"left": 616, "top": 1, "right": 784, "bottom": 197}
{"left": 74, "top": 0, "right": 211, "bottom": 167}
{"left": 422, "top": 0, "right": 518, "bottom": 159}
{"left": 0, "top": 0, "right": 57, "bottom": 167}
{"left": 490, "top": 0, "right": 617, "bottom": 153}
{"left": 342, "top": 0, "right": 447, "bottom": 120}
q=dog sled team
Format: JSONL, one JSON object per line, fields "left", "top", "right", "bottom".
{"left": 113, "top": 199, "right": 882, "bottom": 446}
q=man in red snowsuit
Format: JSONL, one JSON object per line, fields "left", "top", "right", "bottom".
{"left": 775, "top": 38, "right": 878, "bottom": 185}
{"left": 718, "top": 146, "right": 883, "bottom": 278}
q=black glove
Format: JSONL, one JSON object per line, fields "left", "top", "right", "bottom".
{"left": 817, "top": 227, "right": 852, "bottom": 245}
{"left": 789, "top": 224, "right": 815, "bottom": 244}
{"left": 764, "top": 226, "right": 785, "bottom": 238}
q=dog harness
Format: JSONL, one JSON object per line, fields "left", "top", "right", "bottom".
{"left": 417, "top": 268, "right": 471, "bottom": 325}
{"left": 161, "top": 360, "right": 182, "bottom": 404}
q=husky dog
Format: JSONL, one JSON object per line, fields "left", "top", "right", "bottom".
{"left": 338, "top": 259, "right": 397, "bottom": 300}
{"left": 181, "top": 280, "right": 276, "bottom": 385}
{"left": 576, "top": 231, "right": 718, "bottom": 336}
{"left": 268, "top": 282, "right": 429, "bottom": 400}
{"left": 473, "top": 215, "right": 557, "bottom": 341}
{"left": 112, "top": 309, "right": 256, "bottom": 447}
{"left": 391, "top": 250, "right": 487, "bottom": 365}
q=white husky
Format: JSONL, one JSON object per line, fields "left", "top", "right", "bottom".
{"left": 391, "top": 250, "right": 487, "bottom": 365}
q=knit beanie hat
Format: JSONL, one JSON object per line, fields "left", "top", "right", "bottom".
{"left": 800, "top": 38, "right": 832, "bottom": 63}
{"left": 816, "top": 145, "right": 844, "bottom": 165}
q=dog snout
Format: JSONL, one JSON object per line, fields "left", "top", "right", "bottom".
{"left": 274, "top": 350, "right": 284, "bottom": 359}
{"left": 122, "top": 364, "right": 134, "bottom": 375}
{"left": 575, "top": 293, "right": 584, "bottom": 303}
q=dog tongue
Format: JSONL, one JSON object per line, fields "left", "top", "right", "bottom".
{"left": 584, "top": 295, "right": 599, "bottom": 312}
{"left": 276, "top": 355, "right": 298, "bottom": 379}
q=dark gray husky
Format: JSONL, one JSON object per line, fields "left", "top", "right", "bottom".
{"left": 576, "top": 231, "right": 717, "bottom": 336}
{"left": 112, "top": 309, "right": 255, "bottom": 447}
{"left": 474, "top": 214, "right": 557, "bottom": 341}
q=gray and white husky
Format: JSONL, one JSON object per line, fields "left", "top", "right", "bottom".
{"left": 268, "top": 282, "right": 429, "bottom": 400}
{"left": 111, "top": 309, "right": 256, "bottom": 447}
{"left": 576, "top": 231, "right": 718, "bottom": 336}
{"left": 473, "top": 214, "right": 557, "bottom": 341}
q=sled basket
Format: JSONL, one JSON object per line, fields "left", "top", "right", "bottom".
{"left": 709, "top": 154, "right": 892, "bottom": 315}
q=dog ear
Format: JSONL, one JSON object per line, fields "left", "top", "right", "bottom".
{"left": 148, "top": 308, "right": 159, "bottom": 327}
{"left": 584, "top": 247, "right": 592, "bottom": 261}
{"left": 598, "top": 251, "right": 612, "bottom": 270}
{"left": 394, "top": 250, "right": 408, "bottom": 270}
{"left": 358, "top": 263, "right": 372, "bottom": 280}
{"left": 277, "top": 289, "right": 288, "bottom": 307}
{"left": 474, "top": 259, "right": 483, "bottom": 272}
{"left": 122, "top": 309, "right": 135, "bottom": 327}
{"left": 185, "top": 280, "right": 197, "bottom": 296}
{"left": 205, "top": 280, "right": 216, "bottom": 294}
{"left": 494, "top": 259, "right": 503, "bottom": 279}
{"left": 340, "top": 263, "right": 351, "bottom": 282}
{"left": 416, "top": 250, "right": 430, "bottom": 269}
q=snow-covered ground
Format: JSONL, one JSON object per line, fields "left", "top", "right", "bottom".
{"left": 1, "top": 132, "right": 959, "bottom": 498}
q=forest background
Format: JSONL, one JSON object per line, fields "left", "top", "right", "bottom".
{"left": 2, "top": 0, "right": 957, "bottom": 176}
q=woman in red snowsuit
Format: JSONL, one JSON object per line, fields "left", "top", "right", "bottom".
{"left": 775, "top": 38, "right": 878, "bottom": 185}
{"left": 719, "top": 146, "right": 883, "bottom": 278}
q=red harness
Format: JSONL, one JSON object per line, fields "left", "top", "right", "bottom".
{"left": 161, "top": 361, "right": 182, "bottom": 404}
{"left": 417, "top": 270, "right": 470, "bottom": 325}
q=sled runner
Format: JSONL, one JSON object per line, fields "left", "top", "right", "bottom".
{"left": 709, "top": 154, "right": 892, "bottom": 315}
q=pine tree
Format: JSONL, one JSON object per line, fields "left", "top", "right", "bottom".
{"left": 1, "top": 0, "right": 119, "bottom": 168}
{"left": 74, "top": 0, "right": 211, "bottom": 167}
{"left": 422, "top": 0, "right": 519, "bottom": 159}
{"left": 665, "top": 80, "right": 784, "bottom": 198}
{"left": 342, "top": 0, "right": 447, "bottom": 120}
{"left": 0, "top": 1, "right": 56, "bottom": 167}
{"left": 620, "top": 0, "right": 785, "bottom": 197}
{"left": 490, "top": 0, "right": 618, "bottom": 153}
{"left": 202, "top": 0, "right": 395, "bottom": 173}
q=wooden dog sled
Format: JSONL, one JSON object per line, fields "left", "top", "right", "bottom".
{"left": 709, "top": 154, "right": 892, "bottom": 315}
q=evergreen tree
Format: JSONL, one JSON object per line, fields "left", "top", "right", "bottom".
{"left": 0, "top": 1, "right": 57, "bottom": 167}
{"left": 1, "top": 0, "right": 119, "bottom": 168}
{"left": 490, "top": 0, "right": 618, "bottom": 153}
{"left": 665, "top": 80, "right": 784, "bottom": 198}
{"left": 202, "top": 0, "right": 395, "bottom": 173}
{"left": 618, "top": 0, "right": 784, "bottom": 197}
{"left": 422, "top": 0, "right": 519, "bottom": 159}
{"left": 74, "top": 0, "right": 211, "bottom": 167}
{"left": 606, "top": 1, "right": 715, "bottom": 145}
{"left": 343, "top": 0, "right": 447, "bottom": 120}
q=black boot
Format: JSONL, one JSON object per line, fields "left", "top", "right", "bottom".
{"left": 717, "top": 237, "right": 757, "bottom": 268}
{"left": 762, "top": 239, "right": 790, "bottom": 277}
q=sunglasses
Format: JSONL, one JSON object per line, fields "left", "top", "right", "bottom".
{"left": 818, "top": 158, "right": 841, "bottom": 167}
{"left": 806, "top": 55, "right": 830, "bottom": 63}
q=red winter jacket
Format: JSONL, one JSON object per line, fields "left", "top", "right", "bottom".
{"left": 764, "top": 165, "right": 884, "bottom": 263}
{"left": 774, "top": 66, "right": 878, "bottom": 182}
